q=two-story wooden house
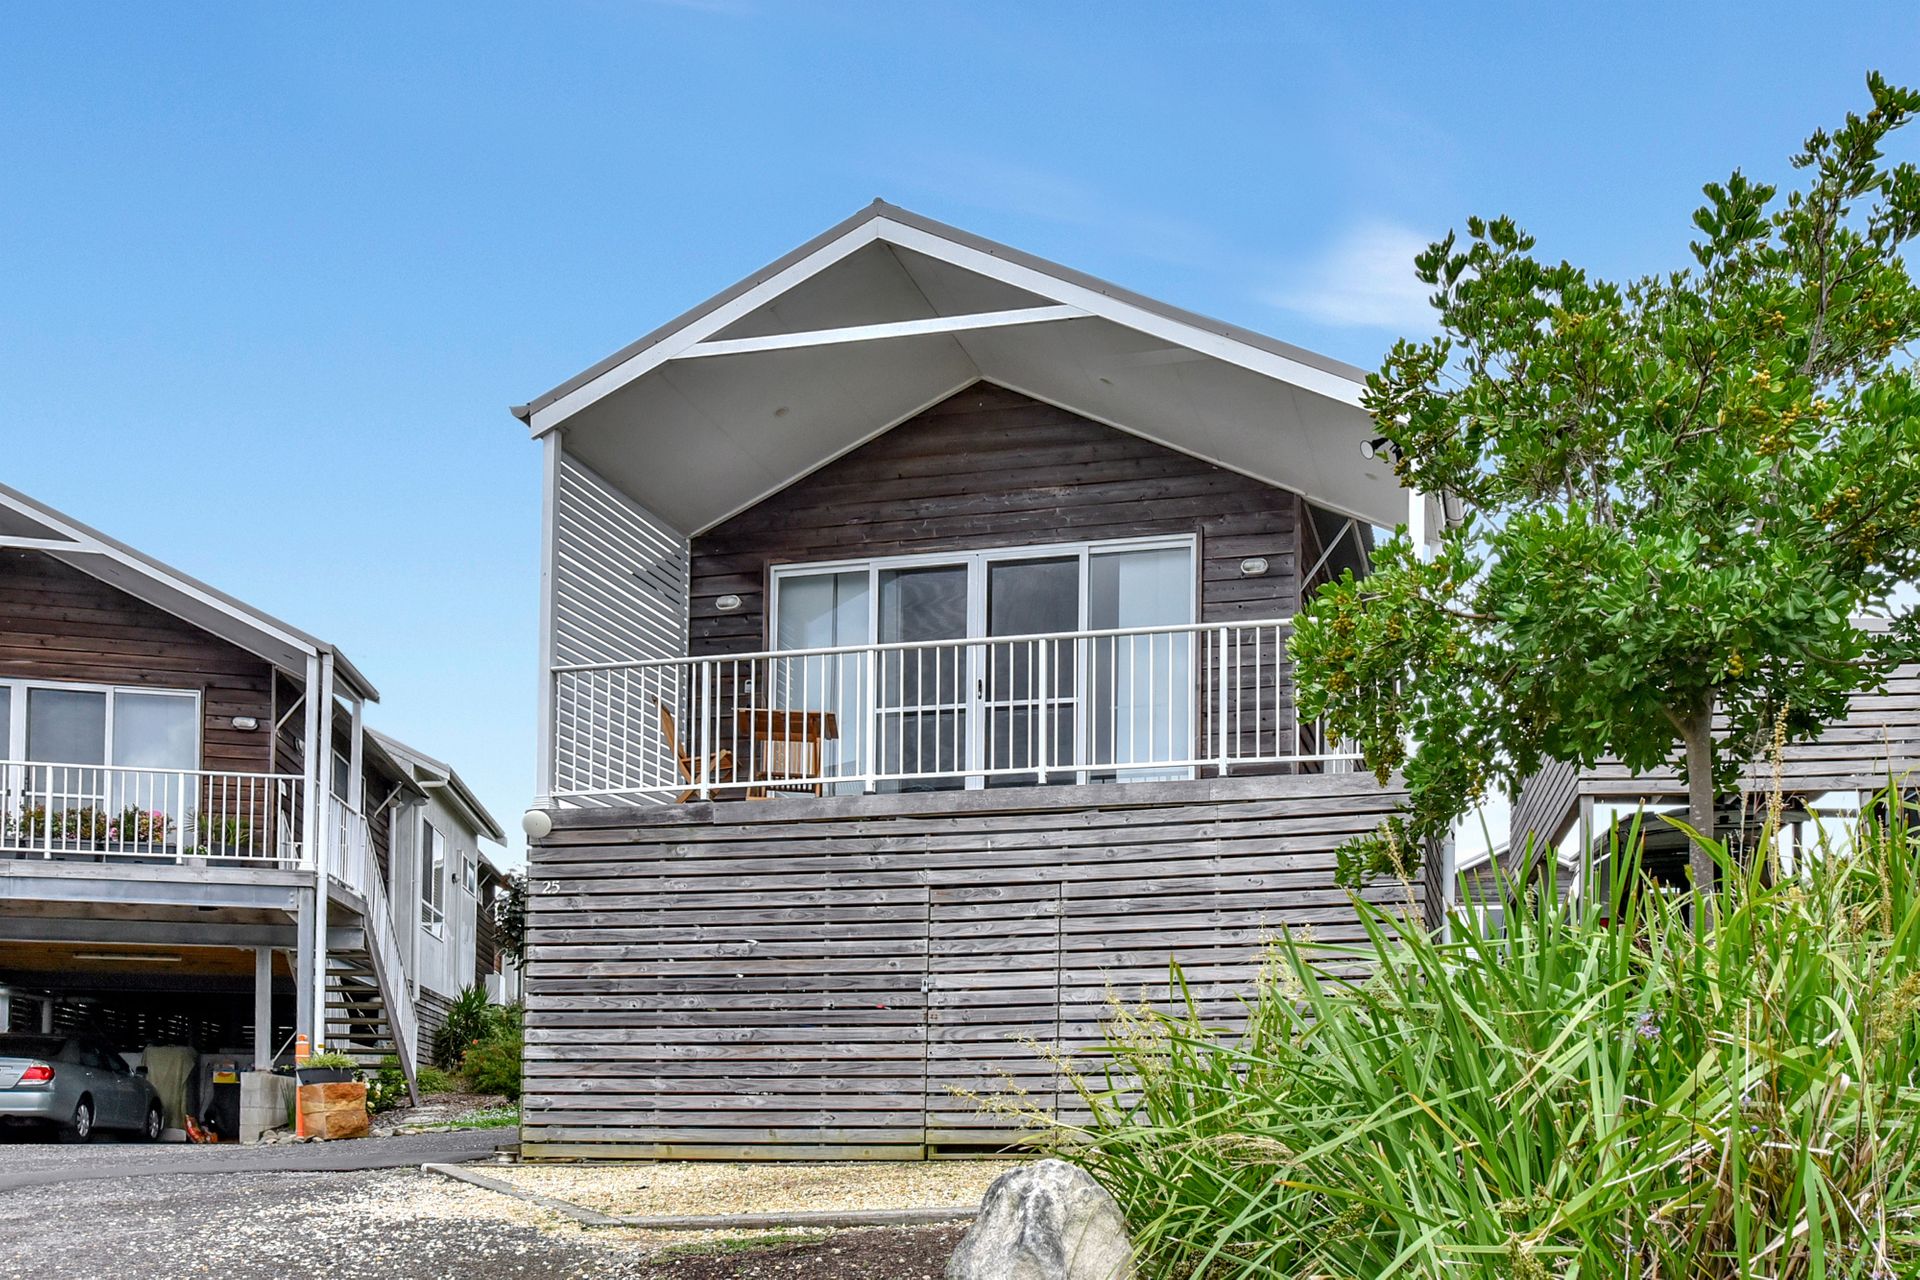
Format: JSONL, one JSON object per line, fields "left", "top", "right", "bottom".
{"left": 0, "top": 482, "right": 503, "bottom": 1120}
{"left": 513, "top": 202, "right": 1441, "bottom": 1160}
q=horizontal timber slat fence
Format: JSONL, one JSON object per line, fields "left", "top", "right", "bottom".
{"left": 522, "top": 772, "right": 1413, "bottom": 1160}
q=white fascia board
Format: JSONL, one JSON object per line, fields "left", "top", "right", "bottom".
{"left": 526, "top": 220, "right": 887, "bottom": 436}
{"left": 0, "top": 535, "right": 105, "bottom": 553}
{"left": 875, "top": 219, "right": 1367, "bottom": 410}
{"left": 0, "top": 490, "right": 320, "bottom": 663}
{"left": 673, "top": 305, "right": 1087, "bottom": 360}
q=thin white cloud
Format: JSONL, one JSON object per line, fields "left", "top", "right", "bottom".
{"left": 879, "top": 154, "right": 1227, "bottom": 271}
{"left": 1265, "top": 220, "right": 1439, "bottom": 332}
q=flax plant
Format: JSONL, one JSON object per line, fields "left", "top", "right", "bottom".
{"left": 1044, "top": 798, "right": 1920, "bottom": 1278}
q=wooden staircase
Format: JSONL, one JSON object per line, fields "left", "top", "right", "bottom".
{"left": 323, "top": 923, "right": 419, "bottom": 1104}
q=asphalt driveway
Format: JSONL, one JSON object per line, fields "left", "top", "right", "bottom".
{"left": 0, "top": 1128, "right": 500, "bottom": 1192}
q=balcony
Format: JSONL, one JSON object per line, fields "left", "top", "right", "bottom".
{"left": 549, "top": 617, "right": 1357, "bottom": 803}
{"left": 0, "top": 761, "right": 304, "bottom": 865}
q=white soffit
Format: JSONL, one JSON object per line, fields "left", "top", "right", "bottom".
{"left": 518, "top": 202, "right": 1402, "bottom": 535}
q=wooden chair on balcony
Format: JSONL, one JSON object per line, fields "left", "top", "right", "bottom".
{"left": 658, "top": 700, "right": 734, "bottom": 803}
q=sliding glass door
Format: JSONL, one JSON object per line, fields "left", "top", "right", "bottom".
{"left": 1089, "top": 545, "right": 1194, "bottom": 780}
{"left": 876, "top": 564, "right": 969, "bottom": 791}
{"left": 984, "top": 556, "right": 1078, "bottom": 787}
{"left": 771, "top": 570, "right": 869, "bottom": 790}
{"left": 771, "top": 536, "right": 1195, "bottom": 789}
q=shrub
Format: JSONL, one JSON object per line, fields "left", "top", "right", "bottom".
{"left": 366, "top": 1055, "right": 408, "bottom": 1113}
{"left": 434, "top": 984, "right": 496, "bottom": 1070}
{"left": 461, "top": 1030, "right": 522, "bottom": 1100}
{"left": 1044, "top": 798, "right": 1920, "bottom": 1278}
{"left": 415, "top": 1065, "right": 457, "bottom": 1095}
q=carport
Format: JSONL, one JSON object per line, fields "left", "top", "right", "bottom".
{"left": 0, "top": 859, "right": 322, "bottom": 1139}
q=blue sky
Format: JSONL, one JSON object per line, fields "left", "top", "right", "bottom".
{"left": 4, "top": 3, "right": 1915, "bottom": 864}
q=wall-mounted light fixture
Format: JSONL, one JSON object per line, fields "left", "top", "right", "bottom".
{"left": 1360, "top": 436, "right": 1391, "bottom": 460}
{"left": 522, "top": 809, "right": 554, "bottom": 839}
{"left": 231, "top": 716, "right": 260, "bottom": 732}
{"left": 715, "top": 594, "right": 743, "bottom": 612}
{"left": 1239, "top": 557, "right": 1269, "bottom": 577}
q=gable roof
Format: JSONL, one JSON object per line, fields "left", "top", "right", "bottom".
{"left": 367, "top": 728, "right": 507, "bottom": 844}
{"left": 0, "top": 482, "right": 379, "bottom": 702}
{"left": 512, "top": 200, "right": 1405, "bottom": 536}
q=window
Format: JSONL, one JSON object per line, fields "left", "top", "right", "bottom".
{"left": 463, "top": 856, "right": 476, "bottom": 894}
{"left": 2, "top": 681, "right": 200, "bottom": 847}
{"left": 0, "top": 681, "right": 198, "bottom": 769}
{"left": 112, "top": 693, "right": 199, "bottom": 769}
{"left": 421, "top": 821, "right": 445, "bottom": 932}
{"left": 26, "top": 688, "right": 107, "bottom": 765}
{"left": 768, "top": 536, "right": 1196, "bottom": 789}
{"left": 331, "top": 751, "right": 352, "bottom": 802}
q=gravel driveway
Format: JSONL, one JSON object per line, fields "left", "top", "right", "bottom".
{"left": 0, "top": 1164, "right": 962, "bottom": 1279}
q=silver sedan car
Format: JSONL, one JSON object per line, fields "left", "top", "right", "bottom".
{"left": 0, "top": 1034, "right": 163, "bottom": 1142}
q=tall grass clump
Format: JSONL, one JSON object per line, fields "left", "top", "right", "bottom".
{"left": 1047, "top": 799, "right": 1920, "bottom": 1278}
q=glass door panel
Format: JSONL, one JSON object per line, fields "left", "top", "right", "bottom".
{"left": 26, "top": 687, "right": 107, "bottom": 845}
{"left": 110, "top": 691, "right": 198, "bottom": 853}
{"left": 985, "top": 556, "right": 1080, "bottom": 786}
{"left": 771, "top": 570, "right": 870, "bottom": 793}
{"left": 876, "top": 564, "right": 968, "bottom": 791}
{"left": 1089, "top": 546, "right": 1194, "bottom": 779}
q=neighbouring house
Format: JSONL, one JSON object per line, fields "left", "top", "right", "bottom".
{"left": 0, "top": 482, "right": 504, "bottom": 1132}
{"left": 513, "top": 201, "right": 1445, "bottom": 1160}
{"left": 365, "top": 731, "right": 510, "bottom": 1042}
{"left": 1507, "top": 658, "right": 1920, "bottom": 905}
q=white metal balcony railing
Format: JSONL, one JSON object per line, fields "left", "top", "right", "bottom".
{"left": 0, "top": 761, "right": 304, "bottom": 863}
{"left": 550, "top": 617, "right": 1359, "bottom": 802}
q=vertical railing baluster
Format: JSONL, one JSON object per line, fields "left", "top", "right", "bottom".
{"left": 697, "top": 660, "right": 713, "bottom": 799}
{"left": 864, "top": 647, "right": 878, "bottom": 793}
{"left": 1037, "top": 636, "right": 1049, "bottom": 784}
{"left": 1217, "top": 625, "right": 1230, "bottom": 775}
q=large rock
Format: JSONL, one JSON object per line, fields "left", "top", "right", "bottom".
{"left": 947, "top": 1159, "right": 1135, "bottom": 1280}
{"left": 297, "top": 1081, "right": 370, "bottom": 1140}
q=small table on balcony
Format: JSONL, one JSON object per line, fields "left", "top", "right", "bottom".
{"left": 736, "top": 709, "right": 839, "bottom": 799}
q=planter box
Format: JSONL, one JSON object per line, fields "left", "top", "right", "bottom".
{"left": 297, "top": 1066, "right": 355, "bottom": 1085}
{"left": 298, "top": 1081, "right": 369, "bottom": 1140}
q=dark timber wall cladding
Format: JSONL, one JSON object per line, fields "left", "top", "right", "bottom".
{"left": 522, "top": 772, "right": 1413, "bottom": 1160}
{"left": 0, "top": 550, "right": 277, "bottom": 774}
{"left": 689, "top": 381, "right": 1316, "bottom": 750}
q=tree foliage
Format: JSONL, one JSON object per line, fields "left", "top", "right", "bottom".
{"left": 1292, "top": 75, "right": 1920, "bottom": 887}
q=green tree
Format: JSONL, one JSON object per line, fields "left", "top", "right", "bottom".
{"left": 1292, "top": 75, "right": 1920, "bottom": 911}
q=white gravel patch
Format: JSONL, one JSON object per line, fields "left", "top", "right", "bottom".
{"left": 344, "top": 1167, "right": 765, "bottom": 1253}
{"left": 489, "top": 1160, "right": 1020, "bottom": 1219}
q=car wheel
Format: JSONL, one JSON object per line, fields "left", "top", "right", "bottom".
{"left": 142, "top": 1103, "right": 163, "bottom": 1142}
{"left": 61, "top": 1098, "right": 94, "bottom": 1144}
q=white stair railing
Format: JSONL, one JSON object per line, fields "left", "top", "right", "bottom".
{"left": 326, "top": 800, "right": 419, "bottom": 1099}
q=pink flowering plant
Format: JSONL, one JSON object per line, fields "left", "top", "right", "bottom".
{"left": 110, "top": 806, "right": 175, "bottom": 845}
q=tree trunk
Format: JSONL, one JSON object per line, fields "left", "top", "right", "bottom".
{"left": 1678, "top": 706, "right": 1717, "bottom": 932}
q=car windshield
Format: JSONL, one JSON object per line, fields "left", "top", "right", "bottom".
{"left": 0, "top": 1035, "right": 66, "bottom": 1061}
